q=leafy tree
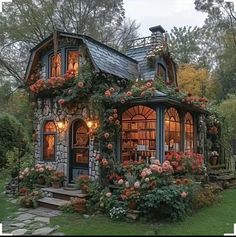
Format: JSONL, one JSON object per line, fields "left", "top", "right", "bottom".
{"left": 169, "top": 26, "right": 202, "bottom": 65}
{"left": 0, "top": 113, "right": 28, "bottom": 167}
{"left": 0, "top": 0, "right": 139, "bottom": 85}
{"left": 177, "top": 64, "right": 219, "bottom": 98}
{"left": 194, "top": 0, "right": 236, "bottom": 99}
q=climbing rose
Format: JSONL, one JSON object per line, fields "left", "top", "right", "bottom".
{"left": 77, "top": 81, "right": 84, "bottom": 88}
{"left": 181, "top": 191, "right": 188, "bottom": 198}
{"left": 106, "top": 192, "right": 112, "bottom": 197}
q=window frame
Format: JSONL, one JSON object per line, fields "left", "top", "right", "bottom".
{"left": 42, "top": 120, "right": 57, "bottom": 161}
{"left": 184, "top": 112, "right": 194, "bottom": 152}
{"left": 66, "top": 49, "right": 80, "bottom": 75}
{"left": 49, "top": 51, "right": 62, "bottom": 78}
{"left": 164, "top": 107, "right": 181, "bottom": 152}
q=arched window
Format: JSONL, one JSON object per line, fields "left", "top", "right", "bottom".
{"left": 43, "top": 121, "right": 56, "bottom": 161}
{"left": 122, "top": 106, "right": 156, "bottom": 162}
{"left": 184, "top": 112, "right": 194, "bottom": 152}
{"left": 157, "top": 63, "right": 166, "bottom": 81}
{"left": 67, "top": 51, "right": 80, "bottom": 74}
{"left": 50, "top": 53, "right": 61, "bottom": 77}
{"left": 164, "top": 108, "right": 181, "bottom": 152}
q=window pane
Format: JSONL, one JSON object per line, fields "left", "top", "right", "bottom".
{"left": 122, "top": 106, "right": 156, "bottom": 162}
{"left": 165, "top": 108, "right": 181, "bottom": 152}
{"left": 51, "top": 53, "right": 61, "bottom": 77}
{"left": 43, "top": 134, "right": 55, "bottom": 161}
{"left": 184, "top": 112, "right": 194, "bottom": 152}
{"left": 67, "top": 51, "right": 79, "bottom": 74}
{"left": 44, "top": 121, "right": 56, "bottom": 132}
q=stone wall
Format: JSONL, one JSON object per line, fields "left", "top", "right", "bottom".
{"left": 33, "top": 98, "right": 100, "bottom": 182}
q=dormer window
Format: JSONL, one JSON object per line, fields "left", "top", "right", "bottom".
{"left": 51, "top": 53, "right": 61, "bottom": 77}
{"left": 157, "top": 63, "right": 166, "bottom": 81}
{"left": 67, "top": 51, "right": 79, "bottom": 75}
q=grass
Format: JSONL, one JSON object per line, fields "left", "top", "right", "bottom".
{"left": 51, "top": 189, "right": 236, "bottom": 236}
{"left": 158, "top": 189, "right": 236, "bottom": 236}
{"left": 50, "top": 213, "right": 157, "bottom": 236}
{"left": 0, "top": 169, "right": 19, "bottom": 222}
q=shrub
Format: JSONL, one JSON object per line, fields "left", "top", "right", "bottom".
{"left": 191, "top": 184, "right": 221, "bottom": 210}
{"left": 20, "top": 190, "right": 43, "bottom": 208}
{"left": 109, "top": 206, "right": 127, "bottom": 221}
{"left": 0, "top": 113, "right": 28, "bottom": 168}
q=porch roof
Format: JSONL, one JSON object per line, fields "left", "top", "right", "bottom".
{"left": 119, "top": 90, "right": 210, "bottom": 114}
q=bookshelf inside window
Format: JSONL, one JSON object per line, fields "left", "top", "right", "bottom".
{"left": 121, "top": 106, "right": 156, "bottom": 162}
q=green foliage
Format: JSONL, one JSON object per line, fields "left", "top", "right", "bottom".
{"left": 191, "top": 183, "right": 220, "bottom": 210}
{"left": 59, "top": 203, "right": 75, "bottom": 213}
{"left": 0, "top": 0, "right": 139, "bottom": 84}
{"left": 0, "top": 113, "right": 28, "bottom": 167}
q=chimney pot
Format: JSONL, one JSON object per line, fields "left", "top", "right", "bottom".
{"left": 149, "top": 25, "right": 166, "bottom": 34}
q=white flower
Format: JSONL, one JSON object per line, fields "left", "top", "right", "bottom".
{"left": 134, "top": 181, "right": 140, "bottom": 189}
{"left": 118, "top": 179, "right": 124, "bottom": 185}
{"left": 125, "top": 181, "right": 129, "bottom": 188}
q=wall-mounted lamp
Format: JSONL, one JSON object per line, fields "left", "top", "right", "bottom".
{"left": 57, "top": 120, "right": 66, "bottom": 132}
{"left": 86, "top": 120, "right": 98, "bottom": 131}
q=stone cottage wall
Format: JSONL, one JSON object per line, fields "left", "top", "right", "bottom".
{"left": 32, "top": 97, "right": 100, "bottom": 181}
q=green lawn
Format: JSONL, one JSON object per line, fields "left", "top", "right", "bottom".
{"left": 0, "top": 169, "right": 19, "bottom": 222}
{"left": 51, "top": 189, "right": 236, "bottom": 236}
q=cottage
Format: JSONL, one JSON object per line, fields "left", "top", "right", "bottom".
{"left": 26, "top": 25, "right": 209, "bottom": 184}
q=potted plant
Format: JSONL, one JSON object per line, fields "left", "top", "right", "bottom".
{"left": 70, "top": 197, "right": 87, "bottom": 213}
{"left": 209, "top": 151, "right": 219, "bottom": 166}
{"left": 50, "top": 171, "right": 65, "bottom": 188}
{"left": 75, "top": 175, "right": 90, "bottom": 193}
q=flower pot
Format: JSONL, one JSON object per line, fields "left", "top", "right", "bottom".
{"left": 210, "top": 156, "right": 218, "bottom": 166}
{"left": 37, "top": 177, "right": 46, "bottom": 185}
{"left": 73, "top": 203, "right": 86, "bottom": 214}
{"left": 80, "top": 184, "right": 89, "bottom": 193}
{"left": 52, "top": 181, "right": 61, "bottom": 189}
{"left": 128, "top": 201, "right": 137, "bottom": 210}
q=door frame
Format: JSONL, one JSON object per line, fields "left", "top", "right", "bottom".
{"left": 68, "top": 118, "right": 89, "bottom": 183}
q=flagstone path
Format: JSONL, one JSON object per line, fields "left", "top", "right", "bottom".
{"left": 2, "top": 198, "right": 64, "bottom": 236}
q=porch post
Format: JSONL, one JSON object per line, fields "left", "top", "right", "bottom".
{"left": 156, "top": 105, "right": 165, "bottom": 163}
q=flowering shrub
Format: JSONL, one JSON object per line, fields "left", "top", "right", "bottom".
{"left": 165, "top": 152, "right": 204, "bottom": 175}
{"left": 50, "top": 170, "right": 65, "bottom": 184}
{"left": 19, "top": 164, "right": 56, "bottom": 189}
{"left": 75, "top": 175, "right": 90, "bottom": 191}
{"left": 109, "top": 206, "right": 126, "bottom": 221}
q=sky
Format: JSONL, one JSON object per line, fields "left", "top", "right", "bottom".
{"left": 123, "top": 0, "right": 208, "bottom": 37}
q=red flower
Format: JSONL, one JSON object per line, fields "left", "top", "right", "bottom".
{"left": 105, "top": 90, "right": 111, "bottom": 97}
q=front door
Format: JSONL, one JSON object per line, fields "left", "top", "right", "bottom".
{"left": 69, "top": 119, "right": 89, "bottom": 182}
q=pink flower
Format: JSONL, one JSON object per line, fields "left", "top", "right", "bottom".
{"left": 181, "top": 191, "right": 188, "bottom": 198}
{"left": 145, "top": 177, "right": 150, "bottom": 182}
{"left": 141, "top": 171, "right": 147, "bottom": 178}
{"left": 153, "top": 159, "right": 161, "bottom": 166}
{"left": 125, "top": 181, "right": 130, "bottom": 188}
{"left": 106, "top": 192, "right": 112, "bottom": 198}
{"left": 39, "top": 167, "right": 44, "bottom": 173}
{"left": 58, "top": 99, "right": 65, "bottom": 105}
{"left": 157, "top": 166, "right": 163, "bottom": 174}
{"left": 19, "top": 175, "right": 23, "bottom": 179}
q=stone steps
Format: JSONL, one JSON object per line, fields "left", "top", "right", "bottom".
{"left": 38, "top": 187, "right": 88, "bottom": 210}
{"left": 38, "top": 197, "right": 70, "bottom": 210}
{"left": 41, "top": 187, "right": 87, "bottom": 201}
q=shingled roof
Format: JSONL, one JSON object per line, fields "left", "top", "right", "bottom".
{"left": 84, "top": 37, "right": 139, "bottom": 80}
{"left": 25, "top": 31, "right": 139, "bottom": 82}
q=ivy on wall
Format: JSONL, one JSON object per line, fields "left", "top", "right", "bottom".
{"left": 28, "top": 53, "right": 210, "bottom": 184}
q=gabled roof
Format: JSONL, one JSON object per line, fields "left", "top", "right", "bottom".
{"left": 25, "top": 31, "right": 139, "bottom": 81}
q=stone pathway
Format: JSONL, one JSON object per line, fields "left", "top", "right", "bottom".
{"left": 2, "top": 204, "right": 64, "bottom": 236}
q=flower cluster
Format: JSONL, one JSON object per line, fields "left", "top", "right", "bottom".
{"left": 181, "top": 93, "right": 208, "bottom": 109}
{"left": 109, "top": 206, "right": 126, "bottom": 220}
{"left": 165, "top": 151, "right": 204, "bottom": 174}
{"left": 29, "top": 69, "right": 76, "bottom": 94}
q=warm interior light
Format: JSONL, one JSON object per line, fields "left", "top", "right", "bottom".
{"left": 58, "top": 122, "right": 64, "bottom": 129}
{"left": 87, "top": 121, "right": 93, "bottom": 129}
